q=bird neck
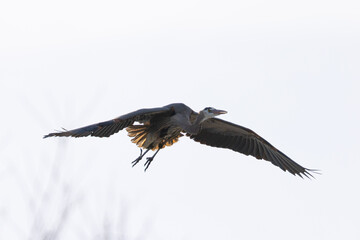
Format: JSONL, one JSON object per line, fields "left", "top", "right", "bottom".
{"left": 188, "top": 112, "right": 206, "bottom": 134}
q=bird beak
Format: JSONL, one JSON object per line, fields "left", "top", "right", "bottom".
{"left": 214, "top": 109, "right": 227, "bottom": 115}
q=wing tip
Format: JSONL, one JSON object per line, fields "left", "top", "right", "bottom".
{"left": 43, "top": 128, "right": 70, "bottom": 139}
{"left": 296, "top": 168, "right": 321, "bottom": 179}
{"left": 43, "top": 134, "right": 52, "bottom": 139}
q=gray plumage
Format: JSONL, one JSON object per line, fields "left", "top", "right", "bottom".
{"left": 44, "top": 103, "right": 317, "bottom": 178}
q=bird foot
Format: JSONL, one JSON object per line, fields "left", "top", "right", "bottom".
{"left": 144, "top": 157, "right": 154, "bottom": 171}
{"left": 132, "top": 149, "right": 143, "bottom": 167}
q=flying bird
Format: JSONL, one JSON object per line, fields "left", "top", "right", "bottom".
{"left": 44, "top": 103, "right": 316, "bottom": 178}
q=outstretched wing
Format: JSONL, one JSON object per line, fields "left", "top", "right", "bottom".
{"left": 44, "top": 107, "right": 173, "bottom": 138}
{"left": 188, "top": 118, "right": 315, "bottom": 178}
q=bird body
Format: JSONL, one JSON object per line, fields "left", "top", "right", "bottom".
{"left": 44, "top": 103, "right": 316, "bottom": 178}
{"left": 126, "top": 109, "right": 183, "bottom": 150}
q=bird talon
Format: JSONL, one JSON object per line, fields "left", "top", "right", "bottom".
{"left": 144, "top": 157, "right": 153, "bottom": 171}
{"left": 132, "top": 148, "right": 149, "bottom": 167}
{"left": 132, "top": 157, "right": 141, "bottom": 167}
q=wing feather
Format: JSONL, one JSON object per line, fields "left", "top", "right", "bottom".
{"left": 44, "top": 107, "right": 173, "bottom": 138}
{"left": 188, "top": 118, "right": 315, "bottom": 178}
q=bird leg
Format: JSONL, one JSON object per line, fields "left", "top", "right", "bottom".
{"left": 132, "top": 148, "right": 150, "bottom": 167}
{"left": 144, "top": 149, "right": 160, "bottom": 171}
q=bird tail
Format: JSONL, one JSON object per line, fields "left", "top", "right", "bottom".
{"left": 126, "top": 125, "right": 149, "bottom": 148}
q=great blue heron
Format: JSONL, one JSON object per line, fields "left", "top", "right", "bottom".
{"left": 44, "top": 103, "right": 316, "bottom": 178}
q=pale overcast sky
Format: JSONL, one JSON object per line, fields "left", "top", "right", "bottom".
{"left": 1, "top": 0, "right": 360, "bottom": 239}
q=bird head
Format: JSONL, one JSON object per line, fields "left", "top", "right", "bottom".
{"left": 199, "top": 107, "right": 227, "bottom": 122}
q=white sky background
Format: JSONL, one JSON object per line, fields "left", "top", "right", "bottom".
{"left": 1, "top": 0, "right": 360, "bottom": 239}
